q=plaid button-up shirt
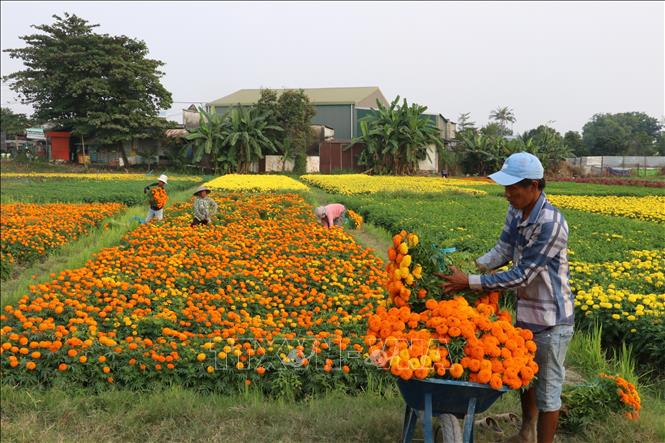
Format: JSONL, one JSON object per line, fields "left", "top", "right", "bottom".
{"left": 468, "top": 193, "right": 575, "bottom": 332}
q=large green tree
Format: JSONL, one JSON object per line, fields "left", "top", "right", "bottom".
{"left": 276, "top": 90, "right": 315, "bottom": 174}
{"left": 655, "top": 133, "right": 665, "bottom": 156}
{"left": 563, "top": 130, "right": 586, "bottom": 157}
{"left": 3, "top": 13, "right": 172, "bottom": 165}
{"left": 520, "top": 125, "right": 571, "bottom": 172}
{"left": 522, "top": 125, "right": 562, "bottom": 145}
{"left": 253, "top": 88, "right": 315, "bottom": 173}
{"left": 582, "top": 112, "right": 661, "bottom": 156}
{"left": 1, "top": 107, "right": 33, "bottom": 138}
{"left": 353, "top": 96, "right": 445, "bottom": 175}
{"left": 455, "top": 123, "right": 570, "bottom": 176}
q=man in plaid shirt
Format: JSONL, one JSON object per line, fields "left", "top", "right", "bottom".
{"left": 440, "top": 152, "right": 574, "bottom": 443}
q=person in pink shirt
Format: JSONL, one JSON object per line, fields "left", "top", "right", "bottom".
{"left": 314, "top": 203, "right": 347, "bottom": 228}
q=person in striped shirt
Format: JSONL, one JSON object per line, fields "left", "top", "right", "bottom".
{"left": 440, "top": 152, "right": 574, "bottom": 443}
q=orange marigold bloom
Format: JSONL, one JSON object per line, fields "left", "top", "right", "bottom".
{"left": 449, "top": 363, "right": 464, "bottom": 379}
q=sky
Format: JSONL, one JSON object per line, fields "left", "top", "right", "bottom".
{"left": 1, "top": 1, "right": 664, "bottom": 134}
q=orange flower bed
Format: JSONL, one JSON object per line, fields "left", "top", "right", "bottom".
{"left": 367, "top": 229, "right": 539, "bottom": 390}
{"left": 0, "top": 194, "right": 387, "bottom": 396}
{"left": 0, "top": 202, "right": 124, "bottom": 279}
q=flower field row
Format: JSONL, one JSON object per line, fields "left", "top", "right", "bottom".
{"left": 205, "top": 174, "right": 308, "bottom": 192}
{"left": 1, "top": 176, "right": 201, "bottom": 205}
{"left": 547, "top": 195, "right": 665, "bottom": 223}
{"left": 331, "top": 192, "right": 665, "bottom": 264}
{"left": 300, "top": 174, "right": 488, "bottom": 196}
{"left": 0, "top": 203, "right": 125, "bottom": 280}
{"left": 1, "top": 173, "right": 202, "bottom": 181}
{"left": 555, "top": 177, "right": 665, "bottom": 188}
{"left": 570, "top": 249, "right": 665, "bottom": 365}
{"left": 0, "top": 194, "right": 388, "bottom": 395}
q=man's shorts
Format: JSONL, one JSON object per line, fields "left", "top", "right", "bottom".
{"left": 533, "top": 324, "right": 574, "bottom": 412}
{"left": 145, "top": 208, "right": 164, "bottom": 222}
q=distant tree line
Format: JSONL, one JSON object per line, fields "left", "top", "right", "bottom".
{"left": 453, "top": 108, "right": 664, "bottom": 176}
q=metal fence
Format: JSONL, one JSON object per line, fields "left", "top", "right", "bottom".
{"left": 566, "top": 156, "right": 665, "bottom": 176}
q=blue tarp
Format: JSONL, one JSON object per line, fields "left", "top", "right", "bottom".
{"left": 608, "top": 167, "right": 631, "bottom": 176}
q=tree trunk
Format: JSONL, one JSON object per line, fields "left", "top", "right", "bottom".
{"left": 118, "top": 141, "right": 129, "bottom": 170}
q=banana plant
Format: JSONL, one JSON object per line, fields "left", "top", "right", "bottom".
{"left": 351, "top": 96, "right": 444, "bottom": 174}
{"left": 183, "top": 107, "right": 225, "bottom": 167}
{"left": 221, "top": 106, "right": 283, "bottom": 173}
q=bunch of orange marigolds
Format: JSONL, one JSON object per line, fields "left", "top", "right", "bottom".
{"left": 369, "top": 229, "right": 539, "bottom": 390}
{"left": 386, "top": 230, "right": 424, "bottom": 307}
{"left": 600, "top": 374, "right": 641, "bottom": 420}
{"left": 150, "top": 187, "right": 168, "bottom": 209}
{"left": 346, "top": 209, "right": 363, "bottom": 230}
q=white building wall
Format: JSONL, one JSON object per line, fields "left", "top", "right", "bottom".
{"left": 417, "top": 144, "right": 438, "bottom": 172}
{"left": 265, "top": 155, "right": 295, "bottom": 172}
{"left": 261, "top": 155, "right": 320, "bottom": 173}
{"left": 306, "top": 156, "right": 320, "bottom": 173}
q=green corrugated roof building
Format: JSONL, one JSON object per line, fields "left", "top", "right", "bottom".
{"left": 209, "top": 87, "right": 389, "bottom": 140}
{"left": 209, "top": 87, "right": 388, "bottom": 108}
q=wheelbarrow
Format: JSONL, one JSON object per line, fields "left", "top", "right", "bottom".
{"left": 397, "top": 378, "right": 509, "bottom": 443}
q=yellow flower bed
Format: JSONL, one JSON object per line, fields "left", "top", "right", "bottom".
{"left": 205, "top": 174, "right": 308, "bottom": 192}
{"left": 300, "top": 174, "right": 488, "bottom": 196}
{"left": 1, "top": 173, "right": 202, "bottom": 181}
{"left": 548, "top": 195, "right": 665, "bottom": 223}
{"left": 571, "top": 249, "right": 665, "bottom": 321}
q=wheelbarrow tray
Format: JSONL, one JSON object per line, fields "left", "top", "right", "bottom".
{"left": 397, "top": 377, "right": 508, "bottom": 418}
{"left": 397, "top": 377, "right": 510, "bottom": 443}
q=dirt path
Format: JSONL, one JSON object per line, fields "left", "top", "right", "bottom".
{"left": 348, "top": 225, "right": 391, "bottom": 261}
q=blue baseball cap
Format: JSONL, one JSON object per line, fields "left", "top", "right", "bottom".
{"left": 488, "top": 152, "right": 544, "bottom": 186}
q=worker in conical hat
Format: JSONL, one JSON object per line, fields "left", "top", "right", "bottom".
{"left": 191, "top": 185, "right": 218, "bottom": 227}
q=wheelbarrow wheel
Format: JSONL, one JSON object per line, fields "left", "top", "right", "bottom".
{"left": 434, "top": 414, "right": 462, "bottom": 443}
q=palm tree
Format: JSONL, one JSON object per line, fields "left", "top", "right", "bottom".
{"left": 489, "top": 106, "right": 516, "bottom": 134}
{"left": 221, "top": 106, "right": 282, "bottom": 173}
